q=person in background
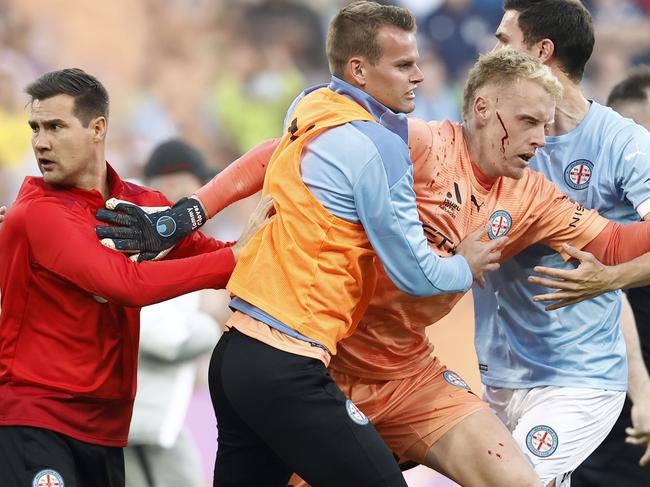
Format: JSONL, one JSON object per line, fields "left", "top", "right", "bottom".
{"left": 569, "top": 65, "right": 650, "bottom": 487}
{"left": 124, "top": 139, "right": 222, "bottom": 487}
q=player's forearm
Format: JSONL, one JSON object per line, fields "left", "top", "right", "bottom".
{"left": 621, "top": 294, "right": 650, "bottom": 403}
{"left": 357, "top": 163, "right": 472, "bottom": 296}
{"left": 194, "top": 138, "right": 278, "bottom": 218}
{"left": 583, "top": 220, "right": 650, "bottom": 268}
{"left": 28, "top": 200, "right": 237, "bottom": 305}
{"left": 34, "top": 229, "right": 236, "bottom": 307}
{"left": 606, "top": 254, "right": 650, "bottom": 290}
{"left": 103, "top": 249, "right": 236, "bottom": 307}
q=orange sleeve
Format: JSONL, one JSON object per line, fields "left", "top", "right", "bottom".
{"left": 194, "top": 138, "right": 279, "bottom": 218}
{"left": 582, "top": 220, "right": 650, "bottom": 265}
{"left": 503, "top": 172, "right": 609, "bottom": 261}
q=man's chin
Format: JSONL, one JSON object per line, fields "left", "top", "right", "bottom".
{"left": 42, "top": 172, "right": 63, "bottom": 184}
{"left": 510, "top": 168, "right": 526, "bottom": 180}
{"left": 402, "top": 101, "right": 416, "bottom": 114}
{"left": 387, "top": 100, "right": 415, "bottom": 114}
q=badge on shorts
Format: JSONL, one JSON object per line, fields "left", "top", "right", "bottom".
{"left": 443, "top": 370, "right": 471, "bottom": 390}
{"left": 564, "top": 159, "right": 593, "bottom": 190}
{"left": 33, "top": 469, "right": 65, "bottom": 487}
{"left": 346, "top": 399, "right": 369, "bottom": 425}
{"left": 487, "top": 210, "right": 512, "bottom": 239}
{"left": 526, "top": 425, "right": 559, "bottom": 457}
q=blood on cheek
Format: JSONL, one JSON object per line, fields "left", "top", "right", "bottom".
{"left": 495, "top": 111, "right": 510, "bottom": 155}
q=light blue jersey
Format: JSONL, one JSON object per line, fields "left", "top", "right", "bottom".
{"left": 474, "top": 102, "right": 650, "bottom": 390}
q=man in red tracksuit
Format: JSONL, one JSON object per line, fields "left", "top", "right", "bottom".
{"left": 0, "top": 68, "right": 268, "bottom": 487}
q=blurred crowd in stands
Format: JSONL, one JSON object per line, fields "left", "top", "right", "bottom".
{"left": 2, "top": 0, "right": 650, "bottom": 211}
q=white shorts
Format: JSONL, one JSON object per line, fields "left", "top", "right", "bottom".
{"left": 483, "top": 385, "right": 625, "bottom": 487}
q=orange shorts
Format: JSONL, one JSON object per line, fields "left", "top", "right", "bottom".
{"left": 331, "top": 357, "right": 488, "bottom": 464}
{"left": 288, "top": 357, "right": 488, "bottom": 486}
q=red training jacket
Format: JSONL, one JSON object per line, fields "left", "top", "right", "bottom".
{"left": 0, "top": 164, "right": 235, "bottom": 447}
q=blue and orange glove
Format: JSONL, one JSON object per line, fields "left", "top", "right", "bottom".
{"left": 95, "top": 197, "right": 207, "bottom": 261}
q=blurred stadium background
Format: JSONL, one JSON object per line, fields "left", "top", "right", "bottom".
{"left": 1, "top": 0, "right": 649, "bottom": 485}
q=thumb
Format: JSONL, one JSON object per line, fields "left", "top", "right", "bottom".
{"left": 562, "top": 243, "right": 591, "bottom": 261}
{"left": 105, "top": 198, "right": 132, "bottom": 210}
{"left": 106, "top": 198, "right": 143, "bottom": 217}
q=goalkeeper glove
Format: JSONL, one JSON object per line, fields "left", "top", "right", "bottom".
{"left": 96, "top": 197, "right": 207, "bottom": 261}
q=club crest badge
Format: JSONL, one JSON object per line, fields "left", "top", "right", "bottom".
{"left": 33, "top": 469, "right": 65, "bottom": 487}
{"left": 526, "top": 425, "right": 559, "bottom": 457}
{"left": 488, "top": 210, "right": 512, "bottom": 239}
{"left": 564, "top": 159, "right": 593, "bottom": 190}
{"left": 443, "top": 370, "right": 471, "bottom": 389}
{"left": 346, "top": 399, "right": 369, "bottom": 425}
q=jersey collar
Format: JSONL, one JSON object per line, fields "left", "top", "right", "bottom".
{"left": 329, "top": 76, "right": 409, "bottom": 145}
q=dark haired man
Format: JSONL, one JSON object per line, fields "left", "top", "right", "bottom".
{"left": 536, "top": 66, "right": 650, "bottom": 486}
{"left": 0, "top": 68, "right": 271, "bottom": 487}
{"left": 474, "top": 2, "right": 650, "bottom": 485}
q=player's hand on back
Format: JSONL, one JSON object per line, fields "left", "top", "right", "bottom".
{"left": 95, "top": 196, "right": 207, "bottom": 261}
{"left": 0, "top": 205, "right": 6, "bottom": 225}
{"left": 456, "top": 225, "right": 506, "bottom": 288}
{"left": 231, "top": 195, "right": 276, "bottom": 261}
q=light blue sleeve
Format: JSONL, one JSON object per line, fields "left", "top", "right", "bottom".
{"left": 354, "top": 153, "right": 473, "bottom": 296}
{"left": 283, "top": 94, "right": 303, "bottom": 132}
{"left": 612, "top": 124, "right": 650, "bottom": 217}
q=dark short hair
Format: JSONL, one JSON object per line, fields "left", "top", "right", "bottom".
{"left": 607, "top": 65, "right": 650, "bottom": 109}
{"left": 503, "top": 0, "right": 594, "bottom": 82}
{"left": 25, "top": 68, "right": 109, "bottom": 126}
{"left": 326, "top": 1, "right": 416, "bottom": 77}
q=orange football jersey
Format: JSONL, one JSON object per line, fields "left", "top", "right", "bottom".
{"left": 330, "top": 119, "right": 608, "bottom": 380}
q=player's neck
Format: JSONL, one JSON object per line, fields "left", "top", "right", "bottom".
{"left": 549, "top": 71, "right": 590, "bottom": 136}
{"left": 76, "top": 154, "right": 110, "bottom": 200}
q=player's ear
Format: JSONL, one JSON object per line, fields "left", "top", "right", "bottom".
{"left": 347, "top": 57, "right": 367, "bottom": 87}
{"left": 473, "top": 95, "right": 490, "bottom": 126}
{"left": 90, "top": 116, "right": 107, "bottom": 142}
{"left": 535, "top": 38, "right": 554, "bottom": 64}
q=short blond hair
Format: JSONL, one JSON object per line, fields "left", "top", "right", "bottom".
{"left": 326, "top": 1, "right": 416, "bottom": 78}
{"left": 462, "top": 49, "right": 563, "bottom": 122}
